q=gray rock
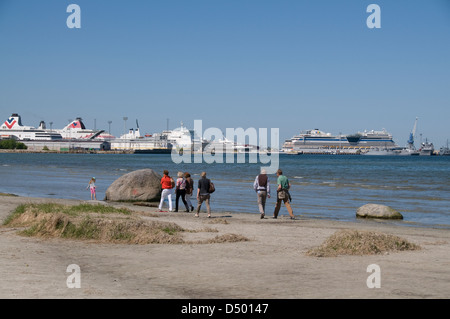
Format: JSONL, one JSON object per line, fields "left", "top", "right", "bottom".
{"left": 356, "top": 203, "right": 403, "bottom": 220}
{"left": 105, "top": 169, "right": 162, "bottom": 202}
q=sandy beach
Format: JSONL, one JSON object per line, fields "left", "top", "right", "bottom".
{"left": 0, "top": 195, "right": 449, "bottom": 299}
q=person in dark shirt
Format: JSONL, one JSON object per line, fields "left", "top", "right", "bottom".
{"left": 195, "top": 171, "right": 211, "bottom": 218}
{"left": 174, "top": 171, "right": 190, "bottom": 212}
{"left": 184, "top": 172, "right": 195, "bottom": 212}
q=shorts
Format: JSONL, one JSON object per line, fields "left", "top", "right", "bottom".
{"left": 90, "top": 187, "right": 96, "bottom": 194}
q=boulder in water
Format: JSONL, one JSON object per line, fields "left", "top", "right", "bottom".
{"left": 356, "top": 203, "right": 403, "bottom": 220}
{"left": 105, "top": 169, "right": 161, "bottom": 202}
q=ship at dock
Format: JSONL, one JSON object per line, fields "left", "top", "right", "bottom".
{"left": 439, "top": 140, "right": 450, "bottom": 156}
{"left": 110, "top": 121, "right": 209, "bottom": 154}
{"left": 109, "top": 120, "right": 172, "bottom": 154}
{"left": 0, "top": 113, "right": 115, "bottom": 141}
{"left": 282, "top": 128, "right": 397, "bottom": 154}
{"left": 58, "top": 118, "right": 115, "bottom": 140}
{"left": 0, "top": 113, "right": 63, "bottom": 141}
{"left": 363, "top": 117, "right": 436, "bottom": 156}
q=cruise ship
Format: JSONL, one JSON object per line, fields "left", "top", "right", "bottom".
{"left": 1, "top": 113, "right": 117, "bottom": 141}
{"left": 346, "top": 129, "right": 397, "bottom": 147}
{"left": 57, "top": 118, "right": 115, "bottom": 140}
{"left": 282, "top": 128, "right": 397, "bottom": 152}
{"left": 110, "top": 123, "right": 173, "bottom": 153}
{"left": 110, "top": 120, "right": 207, "bottom": 154}
{"left": 162, "top": 122, "right": 208, "bottom": 153}
{"left": 0, "top": 113, "right": 62, "bottom": 141}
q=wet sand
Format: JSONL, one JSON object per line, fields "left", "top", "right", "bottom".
{"left": 0, "top": 195, "right": 449, "bottom": 299}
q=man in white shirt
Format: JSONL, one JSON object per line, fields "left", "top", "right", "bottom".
{"left": 253, "top": 169, "right": 271, "bottom": 219}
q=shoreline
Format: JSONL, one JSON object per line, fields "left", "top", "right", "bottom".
{"left": 2, "top": 192, "right": 448, "bottom": 231}
{"left": 0, "top": 149, "right": 134, "bottom": 154}
{"left": 1, "top": 148, "right": 447, "bottom": 155}
{"left": 0, "top": 195, "right": 449, "bottom": 298}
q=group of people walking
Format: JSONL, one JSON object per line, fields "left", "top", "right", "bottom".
{"left": 159, "top": 168, "right": 294, "bottom": 219}
{"left": 159, "top": 170, "right": 212, "bottom": 218}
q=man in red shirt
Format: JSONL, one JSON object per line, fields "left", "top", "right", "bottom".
{"left": 159, "top": 170, "right": 174, "bottom": 212}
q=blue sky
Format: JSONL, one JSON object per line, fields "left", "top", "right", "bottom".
{"left": 1, "top": 0, "right": 449, "bottom": 147}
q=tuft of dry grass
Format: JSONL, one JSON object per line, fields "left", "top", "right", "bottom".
{"left": 0, "top": 192, "right": 18, "bottom": 197}
{"left": 205, "top": 218, "right": 229, "bottom": 225}
{"left": 205, "top": 234, "right": 249, "bottom": 244}
{"left": 188, "top": 227, "right": 219, "bottom": 233}
{"left": 2, "top": 203, "right": 248, "bottom": 245}
{"left": 184, "top": 233, "right": 249, "bottom": 245}
{"left": 5, "top": 206, "right": 184, "bottom": 244}
{"left": 306, "top": 229, "right": 421, "bottom": 257}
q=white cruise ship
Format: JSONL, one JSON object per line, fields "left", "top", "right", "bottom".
{"left": 162, "top": 122, "right": 208, "bottom": 153}
{"left": 346, "top": 129, "right": 397, "bottom": 147}
{"left": 57, "top": 118, "right": 115, "bottom": 140}
{"left": 110, "top": 124, "right": 172, "bottom": 153}
{"left": 282, "top": 128, "right": 397, "bottom": 152}
{"left": 0, "top": 113, "right": 62, "bottom": 141}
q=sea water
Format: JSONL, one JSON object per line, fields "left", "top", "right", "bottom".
{"left": 0, "top": 153, "right": 449, "bottom": 229}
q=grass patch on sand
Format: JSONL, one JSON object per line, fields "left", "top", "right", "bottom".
{"left": 3, "top": 203, "right": 131, "bottom": 225}
{"left": 0, "top": 192, "right": 18, "bottom": 197}
{"left": 3, "top": 203, "right": 249, "bottom": 245}
{"left": 306, "top": 229, "right": 421, "bottom": 257}
{"left": 203, "top": 234, "right": 249, "bottom": 244}
{"left": 205, "top": 218, "right": 229, "bottom": 225}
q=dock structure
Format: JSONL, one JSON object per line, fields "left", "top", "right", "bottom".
{"left": 19, "top": 139, "right": 110, "bottom": 152}
{"left": 285, "top": 146, "right": 366, "bottom": 155}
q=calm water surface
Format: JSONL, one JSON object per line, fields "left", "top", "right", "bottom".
{"left": 0, "top": 153, "right": 449, "bottom": 229}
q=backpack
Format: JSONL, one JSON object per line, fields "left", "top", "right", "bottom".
{"left": 209, "top": 181, "right": 215, "bottom": 193}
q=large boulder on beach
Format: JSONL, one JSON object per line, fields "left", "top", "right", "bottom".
{"left": 105, "top": 169, "right": 162, "bottom": 202}
{"left": 356, "top": 204, "right": 403, "bottom": 220}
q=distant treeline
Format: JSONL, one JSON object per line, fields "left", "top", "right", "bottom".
{"left": 0, "top": 139, "right": 28, "bottom": 150}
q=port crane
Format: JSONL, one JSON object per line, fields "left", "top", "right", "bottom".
{"left": 407, "top": 117, "right": 418, "bottom": 150}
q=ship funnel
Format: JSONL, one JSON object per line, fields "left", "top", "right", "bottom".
{"left": 10, "top": 113, "right": 23, "bottom": 126}
{"left": 2, "top": 113, "right": 22, "bottom": 129}
{"left": 64, "top": 117, "right": 87, "bottom": 130}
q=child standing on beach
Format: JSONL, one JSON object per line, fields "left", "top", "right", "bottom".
{"left": 86, "top": 177, "right": 97, "bottom": 200}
